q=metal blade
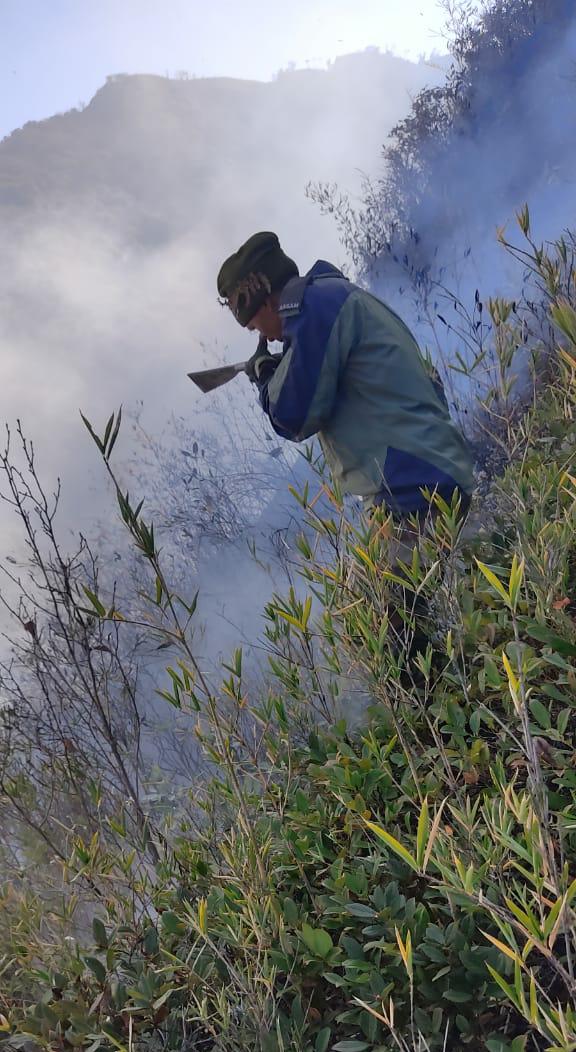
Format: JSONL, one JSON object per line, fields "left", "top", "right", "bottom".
{"left": 187, "top": 361, "right": 247, "bottom": 394}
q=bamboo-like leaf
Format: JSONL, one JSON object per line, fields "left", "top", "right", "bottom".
{"left": 514, "top": 958, "right": 527, "bottom": 1015}
{"left": 102, "top": 413, "right": 114, "bottom": 452}
{"left": 352, "top": 998, "right": 387, "bottom": 1025}
{"left": 475, "top": 558, "right": 511, "bottom": 605}
{"left": 156, "top": 688, "right": 181, "bottom": 710}
{"left": 273, "top": 608, "right": 305, "bottom": 631}
{"left": 416, "top": 796, "right": 429, "bottom": 869}
{"left": 380, "top": 569, "right": 412, "bottom": 587}
{"left": 152, "top": 988, "right": 174, "bottom": 1011}
{"left": 106, "top": 406, "right": 122, "bottom": 459}
{"left": 551, "top": 299, "right": 576, "bottom": 346}
{"left": 543, "top": 891, "right": 568, "bottom": 948}
{"left": 365, "top": 821, "right": 419, "bottom": 872}
{"left": 550, "top": 879, "right": 576, "bottom": 949}
{"left": 178, "top": 590, "right": 199, "bottom": 618}
{"left": 353, "top": 545, "right": 377, "bottom": 573}
{"left": 508, "top": 553, "right": 525, "bottom": 610}
{"left": 529, "top": 970, "right": 538, "bottom": 1024}
{"left": 422, "top": 799, "right": 446, "bottom": 874}
{"left": 288, "top": 482, "right": 309, "bottom": 508}
{"left": 395, "top": 927, "right": 413, "bottom": 980}
{"left": 415, "top": 559, "right": 441, "bottom": 594}
{"left": 301, "top": 596, "right": 312, "bottom": 630}
{"left": 82, "top": 585, "right": 106, "bottom": 618}
{"left": 482, "top": 931, "right": 523, "bottom": 966}
{"left": 502, "top": 652, "right": 521, "bottom": 710}
{"left": 452, "top": 853, "right": 467, "bottom": 887}
{"left": 177, "top": 661, "right": 192, "bottom": 691}
{"left": 464, "top": 861, "right": 475, "bottom": 894}
{"left": 517, "top": 203, "right": 530, "bottom": 236}
{"left": 521, "top": 937, "right": 535, "bottom": 962}
{"left": 504, "top": 897, "right": 541, "bottom": 939}
{"left": 563, "top": 876, "right": 576, "bottom": 906}
{"left": 167, "top": 666, "right": 184, "bottom": 689}
{"left": 80, "top": 411, "right": 104, "bottom": 452}
{"left": 486, "top": 964, "right": 520, "bottom": 1009}
{"left": 197, "top": 897, "right": 208, "bottom": 935}
{"left": 559, "top": 346, "right": 576, "bottom": 370}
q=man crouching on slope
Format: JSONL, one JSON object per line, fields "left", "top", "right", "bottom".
{"left": 217, "top": 231, "right": 474, "bottom": 527}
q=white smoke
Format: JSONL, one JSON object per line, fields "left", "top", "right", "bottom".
{"left": 366, "top": 5, "right": 576, "bottom": 404}
{"left": 0, "top": 52, "right": 445, "bottom": 677}
{"left": 0, "top": 54, "right": 442, "bottom": 538}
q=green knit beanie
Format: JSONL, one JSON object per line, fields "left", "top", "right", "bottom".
{"left": 217, "top": 232, "right": 299, "bottom": 326}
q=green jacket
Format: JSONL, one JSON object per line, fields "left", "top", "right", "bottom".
{"left": 258, "top": 261, "right": 474, "bottom": 514}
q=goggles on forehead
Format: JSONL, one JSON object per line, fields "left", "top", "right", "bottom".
{"left": 218, "top": 272, "right": 272, "bottom": 321}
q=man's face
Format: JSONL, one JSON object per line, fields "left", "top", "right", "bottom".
{"left": 246, "top": 299, "right": 283, "bottom": 342}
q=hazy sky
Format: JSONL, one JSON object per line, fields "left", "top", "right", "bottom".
{"left": 0, "top": 0, "right": 451, "bottom": 139}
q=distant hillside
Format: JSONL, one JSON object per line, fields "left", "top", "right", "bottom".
{"left": 0, "top": 51, "right": 443, "bottom": 529}
{"left": 1, "top": 53, "right": 441, "bottom": 225}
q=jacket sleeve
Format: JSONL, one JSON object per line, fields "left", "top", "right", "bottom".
{"left": 256, "top": 293, "right": 349, "bottom": 442}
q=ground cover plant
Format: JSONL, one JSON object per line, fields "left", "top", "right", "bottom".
{"left": 1, "top": 222, "right": 576, "bottom": 1051}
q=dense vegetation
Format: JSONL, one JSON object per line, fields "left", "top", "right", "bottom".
{"left": 2, "top": 222, "right": 576, "bottom": 1051}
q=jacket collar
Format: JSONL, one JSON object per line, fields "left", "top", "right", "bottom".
{"left": 278, "top": 260, "right": 345, "bottom": 316}
{"left": 307, "top": 260, "right": 345, "bottom": 280}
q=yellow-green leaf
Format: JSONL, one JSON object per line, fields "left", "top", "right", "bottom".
{"left": 365, "top": 821, "right": 418, "bottom": 872}
{"left": 487, "top": 965, "right": 520, "bottom": 1010}
{"left": 273, "top": 608, "right": 304, "bottom": 630}
{"left": 475, "top": 559, "right": 511, "bottom": 605}
{"left": 422, "top": 799, "right": 446, "bottom": 874}
{"left": 416, "top": 797, "right": 429, "bottom": 869}
{"left": 395, "top": 927, "right": 413, "bottom": 980}
{"left": 197, "top": 897, "right": 208, "bottom": 935}
{"left": 482, "top": 930, "right": 523, "bottom": 967}
{"left": 529, "top": 970, "right": 538, "bottom": 1024}
{"left": 353, "top": 545, "right": 377, "bottom": 573}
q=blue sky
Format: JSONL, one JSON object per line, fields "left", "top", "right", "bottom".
{"left": 1, "top": 0, "right": 451, "bottom": 139}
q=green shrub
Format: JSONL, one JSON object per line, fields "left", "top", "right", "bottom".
{"left": 2, "top": 229, "right": 576, "bottom": 1051}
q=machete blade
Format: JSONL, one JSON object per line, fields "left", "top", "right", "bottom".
{"left": 187, "top": 361, "right": 247, "bottom": 394}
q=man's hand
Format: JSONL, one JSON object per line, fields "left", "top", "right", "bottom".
{"left": 245, "top": 336, "right": 277, "bottom": 384}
